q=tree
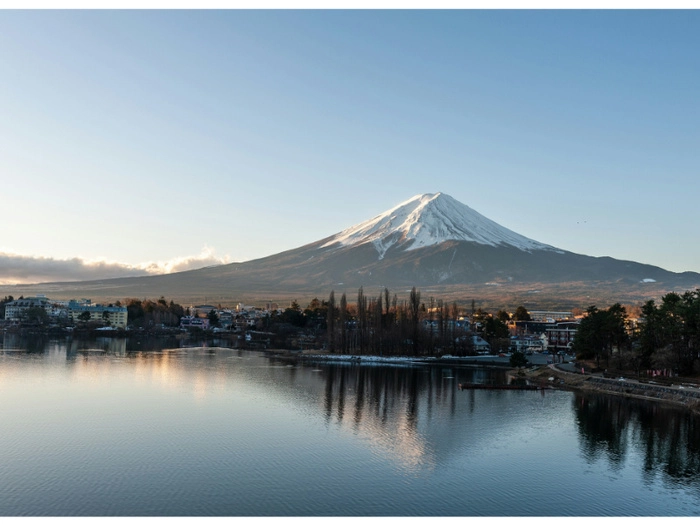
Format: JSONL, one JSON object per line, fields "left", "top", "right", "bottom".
{"left": 510, "top": 350, "right": 528, "bottom": 368}
{"left": 24, "top": 306, "right": 49, "bottom": 325}
{"left": 339, "top": 293, "right": 348, "bottom": 354}
{"left": 482, "top": 316, "right": 509, "bottom": 351}
{"left": 606, "top": 303, "right": 629, "bottom": 369}
{"left": 573, "top": 304, "right": 628, "bottom": 369}
{"left": 638, "top": 300, "right": 662, "bottom": 370}
{"left": 572, "top": 306, "right": 605, "bottom": 366}
{"left": 644, "top": 290, "right": 700, "bottom": 375}
{"left": 207, "top": 309, "right": 220, "bottom": 328}
{"left": 451, "top": 301, "right": 462, "bottom": 354}
{"left": 427, "top": 296, "right": 436, "bottom": 355}
{"left": 0, "top": 295, "right": 13, "bottom": 319}
{"left": 327, "top": 290, "right": 336, "bottom": 352}
{"left": 496, "top": 309, "right": 510, "bottom": 323}
{"left": 409, "top": 287, "right": 421, "bottom": 354}
{"left": 357, "top": 287, "right": 367, "bottom": 354}
{"left": 78, "top": 311, "right": 91, "bottom": 323}
{"left": 513, "top": 306, "right": 531, "bottom": 321}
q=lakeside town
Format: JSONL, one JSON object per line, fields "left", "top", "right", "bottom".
{"left": 6, "top": 288, "right": 700, "bottom": 413}
{"left": 0, "top": 292, "right": 582, "bottom": 355}
{"left": 4, "top": 286, "right": 700, "bottom": 379}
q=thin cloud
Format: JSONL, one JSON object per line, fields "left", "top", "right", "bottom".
{"left": 0, "top": 248, "right": 230, "bottom": 285}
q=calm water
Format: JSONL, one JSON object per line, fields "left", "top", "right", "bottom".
{"left": 2, "top": 335, "right": 700, "bottom": 516}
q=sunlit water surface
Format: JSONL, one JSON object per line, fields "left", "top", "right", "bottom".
{"left": 2, "top": 337, "right": 700, "bottom": 516}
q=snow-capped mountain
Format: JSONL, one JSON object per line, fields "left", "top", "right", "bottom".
{"left": 8, "top": 192, "right": 700, "bottom": 307}
{"left": 322, "top": 192, "right": 556, "bottom": 258}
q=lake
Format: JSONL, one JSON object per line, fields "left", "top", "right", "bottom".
{"left": 2, "top": 334, "right": 700, "bottom": 516}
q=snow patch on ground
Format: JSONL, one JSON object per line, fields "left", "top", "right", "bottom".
{"left": 301, "top": 354, "right": 504, "bottom": 367}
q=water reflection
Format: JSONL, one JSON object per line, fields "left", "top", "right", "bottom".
{"left": 5, "top": 334, "right": 700, "bottom": 481}
{"left": 1, "top": 332, "right": 237, "bottom": 356}
{"left": 575, "top": 393, "right": 700, "bottom": 489}
{"left": 3, "top": 337, "right": 700, "bottom": 515}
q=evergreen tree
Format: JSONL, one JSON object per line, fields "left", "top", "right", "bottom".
{"left": 573, "top": 304, "right": 628, "bottom": 369}
{"left": 207, "top": 309, "right": 220, "bottom": 327}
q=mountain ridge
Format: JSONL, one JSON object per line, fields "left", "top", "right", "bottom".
{"left": 2, "top": 192, "right": 699, "bottom": 308}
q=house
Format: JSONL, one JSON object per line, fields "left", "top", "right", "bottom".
{"left": 422, "top": 318, "right": 470, "bottom": 332}
{"left": 471, "top": 335, "right": 491, "bottom": 353}
{"left": 180, "top": 316, "right": 210, "bottom": 330}
{"left": 217, "top": 311, "right": 234, "bottom": 329}
{"left": 545, "top": 321, "right": 579, "bottom": 352}
{"left": 192, "top": 305, "right": 217, "bottom": 317}
{"left": 510, "top": 334, "right": 547, "bottom": 353}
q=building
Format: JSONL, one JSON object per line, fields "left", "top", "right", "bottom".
{"left": 3, "top": 296, "right": 53, "bottom": 321}
{"left": 527, "top": 311, "right": 574, "bottom": 322}
{"left": 472, "top": 335, "right": 491, "bottom": 353}
{"left": 180, "top": 316, "right": 210, "bottom": 330}
{"left": 545, "top": 321, "right": 579, "bottom": 352}
{"left": 69, "top": 303, "right": 128, "bottom": 328}
{"left": 192, "top": 305, "right": 217, "bottom": 317}
{"left": 509, "top": 334, "right": 547, "bottom": 353}
{"left": 3, "top": 296, "right": 127, "bottom": 328}
{"left": 217, "top": 311, "right": 234, "bottom": 329}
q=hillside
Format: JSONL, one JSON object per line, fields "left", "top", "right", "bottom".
{"left": 2, "top": 193, "right": 699, "bottom": 309}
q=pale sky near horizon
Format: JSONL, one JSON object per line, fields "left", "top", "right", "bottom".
{"left": 1, "top": 9, "right": 699, "bottom": 284}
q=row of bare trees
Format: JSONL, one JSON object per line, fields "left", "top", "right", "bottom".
{"left": 325, "top": 286, "right": 473, "bottom": 356}
{"left": 121, "top": 297, "right": 185, "bottom": 328}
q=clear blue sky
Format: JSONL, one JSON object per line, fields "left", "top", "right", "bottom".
{"left": 1, "top": 9, "right": 699, "bottom": 283}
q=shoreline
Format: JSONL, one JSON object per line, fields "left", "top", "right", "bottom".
{"left": 521, "top": 365, "right": 700, "bottom": 413}
{"left": 294, "top": 351, "right": 700, "bottom": 413}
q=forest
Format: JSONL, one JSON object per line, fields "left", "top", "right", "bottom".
{"left": 573, "top": 290, "right": 700, "bottom": 376}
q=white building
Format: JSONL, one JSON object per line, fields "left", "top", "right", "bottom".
{"left": 3, "top": 296, "right": 54, "bottom": 321}
{"left": 69, "top": 303, "right": 128, "bottom": 328}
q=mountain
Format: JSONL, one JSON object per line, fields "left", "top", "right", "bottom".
{"left": 321, "top": 192, "right": 556, "bottom": 257}
{"left": 4, "top": 193, "right": 700, "bottom": 308}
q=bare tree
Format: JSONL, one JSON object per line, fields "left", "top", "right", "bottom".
{"left": 327, "top": 290, "right": 336, "bottom": 352}
{"left": 409, "top": 287, "right": 421, "bottom": 355}
{"left": 339, "top": 293, "right": 348, "bottom": 354}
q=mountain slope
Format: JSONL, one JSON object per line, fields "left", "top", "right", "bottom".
{"left": 321, "top": 192, "right": 556, "bottom": 258}
{"left": 3, "top": 192, "right": 700, "bottom": 307}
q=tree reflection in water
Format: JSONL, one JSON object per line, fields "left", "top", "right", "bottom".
{"left": 575, "top": 393, "right": 700, "bottom": 487}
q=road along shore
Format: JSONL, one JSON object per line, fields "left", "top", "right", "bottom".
{"left": 521, "top": 365, "right": 700, "bottom": 413}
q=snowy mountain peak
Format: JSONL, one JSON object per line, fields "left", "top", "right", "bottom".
{"left": 321, "top": 192, "right": 555, "bottom": 259}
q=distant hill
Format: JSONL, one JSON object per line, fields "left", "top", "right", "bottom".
{"left": 3, "top": 193, "right": 699, "bottom": 309}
